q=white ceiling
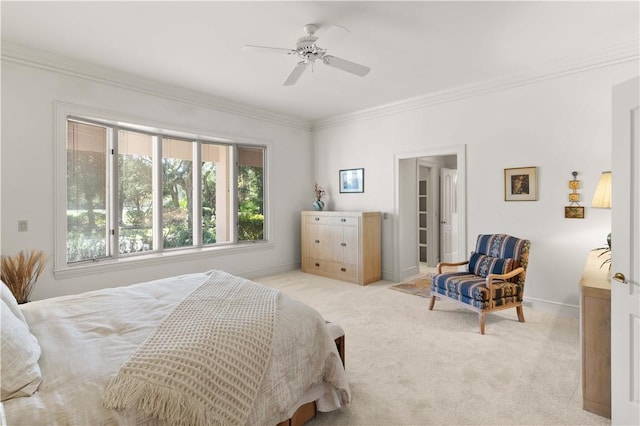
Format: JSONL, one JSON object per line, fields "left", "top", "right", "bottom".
{"left": 2, "top": 1, "right": 638, "bottom": 123}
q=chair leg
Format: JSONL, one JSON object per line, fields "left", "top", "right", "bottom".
{"left": 516, "top": 305, "right": 526, "bottom": 323}
{"left": 429, "top": 295, "right": 437, "bottom": 310}
{"left": 479, "top": 312, "right": 486, "bottom": 335}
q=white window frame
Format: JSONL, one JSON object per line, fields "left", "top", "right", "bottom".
{"left": 54, "top": 102, "right": 272, "bottom": 279}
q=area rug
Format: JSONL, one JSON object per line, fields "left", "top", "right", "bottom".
{"left": 389, "top": 274, "right": 433, "bottom": 298}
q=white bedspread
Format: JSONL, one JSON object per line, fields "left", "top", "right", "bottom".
{"left": 3, "top": 271, "right": 350, "bottom": 425}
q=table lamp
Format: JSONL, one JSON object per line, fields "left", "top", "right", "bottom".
{"left": 591, "top": 171, "right": 612, "bottom": 247}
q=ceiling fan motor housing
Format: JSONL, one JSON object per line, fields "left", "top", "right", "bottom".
{"left": 295, "top": 36, "right": 324, "bottom": 60}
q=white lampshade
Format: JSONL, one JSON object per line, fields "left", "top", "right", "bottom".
{"left": 591, "top": 171, "right": 612, "bottom": 208}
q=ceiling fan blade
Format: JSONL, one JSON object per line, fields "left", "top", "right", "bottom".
{"left": 243, "top": 45, "right": 294, "bottom": 54}
{"left": 322, "top": 55, "right": 370, "bottom": 77}
{"left": 283, "top": 62, "right": 308, "bottom": 86}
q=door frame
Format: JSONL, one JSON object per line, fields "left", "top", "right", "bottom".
{"left": 393, "top": 144, "right": 467, "bottom": 282}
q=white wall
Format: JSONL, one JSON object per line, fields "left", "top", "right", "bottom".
{"left": 313, "top": 61, "right": 639, "bottom": 315}
{"left": 2, "top": 46, "right": 637, "bottom": 314}
{"left": 1, "top": 58, "right": 313, "bottom": 300}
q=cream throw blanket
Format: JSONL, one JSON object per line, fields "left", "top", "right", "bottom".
{"left": 102, "top": 270, "right": 279, "bottom": 426}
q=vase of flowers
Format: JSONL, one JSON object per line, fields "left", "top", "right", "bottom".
{"left": 313, "top": 183, "right": 326, "bottom": 211}
{"left": 1, "top": 249, "right": 47, "bottom": 304}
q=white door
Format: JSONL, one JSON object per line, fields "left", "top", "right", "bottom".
{"left": 440, "top": 168, "right": 457, "bottom": 262}
{"left": 611, "top": 76, "right": 640, "bottom": 425}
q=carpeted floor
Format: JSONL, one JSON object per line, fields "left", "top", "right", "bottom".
{"left": 255, "top": 270, "right": 609, "bottom": 426}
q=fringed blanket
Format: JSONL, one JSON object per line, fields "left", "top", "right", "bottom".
{"left": 102, "top": 270, "right": 279, "bottom": 426}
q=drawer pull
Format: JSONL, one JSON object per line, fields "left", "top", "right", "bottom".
{"left": 340, "top": 267, "right": 347, "bottom": 272}
{"left": 315, "top": 263, "right": 320, "bottom": 267}
{"left": 315, "top": 239, "right": 320, "bottom": 244}
{"left": 341, "top": 242, "right": 346, "bottom": 247}
{"left": 340, "top": 218, "right": 346, "bottom": 222}
{"left": 314, "top": 217, "right": 320, "bottom": 221}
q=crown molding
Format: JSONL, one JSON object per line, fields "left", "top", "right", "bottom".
{"left": 1, "top": 41, "right": 311, "bottom": 131}
{"left": 4, "top": 40, "right": 638, "bottom": 133}
{"left": 312, "top": 39, "right": 640, "bottom": 131}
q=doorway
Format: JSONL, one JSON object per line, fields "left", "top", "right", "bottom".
{"left": 393, "top": 145, "right": 466, "bottom": 282}
{"left": 418, "top": 156, "right": 458, "bottom": 268}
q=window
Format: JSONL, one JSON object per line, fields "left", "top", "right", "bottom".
{"left": 118, "top": 129, "right": 154, "bottom": 253}
{"left": 162, "top": 137, "right": 195, "bottom": 249}
{"left": 67, "top": 121, "right": 109, "bottom": 262}
{"left": 237, "top": 146, "right": 265, "bottom": 241}
{"left": 63, "top": 116, "right": 267, "bottom": 267}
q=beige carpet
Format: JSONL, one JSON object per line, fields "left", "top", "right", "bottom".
{"left": 255, "top": 270, "right": 609, "bottom": 426}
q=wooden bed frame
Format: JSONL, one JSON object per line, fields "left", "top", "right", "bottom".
{"left": 277, "top": 333, "right": 346, "bottom": 426}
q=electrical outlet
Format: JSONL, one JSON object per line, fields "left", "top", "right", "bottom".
{"left": 18, "top": 220, "right": 28, "bottom": 232}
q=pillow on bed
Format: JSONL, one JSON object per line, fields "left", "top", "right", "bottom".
{"left": 1, "top": 280, "right": 27, "bottom": 324}
{"left": 1, "top": 300, "right": 42, "bottom": 401}
{"left": 468, "top": 252, "right": 515, "bottom": 278}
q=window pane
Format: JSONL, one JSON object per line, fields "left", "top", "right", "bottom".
{"left": 237, "top": 146, "right": 264, "bottom": 241}
{"left": 201, "top": 143, "right": 231, "bottom": 244}
{"left": 67, "top": 120, "right": 108, "bottom": 262}
{"left": 162, "top": 138, "right": 194, "bottom": 249}
{"left": 119, "top": 130, "right": 153, "bottom": 254}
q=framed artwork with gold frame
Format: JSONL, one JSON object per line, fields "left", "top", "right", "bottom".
{"left": 565, "top": 206, "right": 585, "bottom": 219}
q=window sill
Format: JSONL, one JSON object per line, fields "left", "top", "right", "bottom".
{"left": 53, "top": 241, "right": 274, "bottom": 280}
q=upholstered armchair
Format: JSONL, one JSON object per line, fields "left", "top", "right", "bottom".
{"left": 429, "top": 234, "right": 531, "bottom": 334}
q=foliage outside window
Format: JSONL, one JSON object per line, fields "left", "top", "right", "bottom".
{"left": 66, "top": 118, "right": 266, "bottom": 265}
{"left": 238, "top": 146, "right": 265, "bottom": 241}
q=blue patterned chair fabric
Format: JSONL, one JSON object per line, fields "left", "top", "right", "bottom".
{"left": 429, "top": 234, "right": 531, "bottom": 334}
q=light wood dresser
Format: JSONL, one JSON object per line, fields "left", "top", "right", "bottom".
{"left": 580, "top": 250, "right": 611, "bottom": 418}
{"left": 301, "top": 211, "right": 381, "bottom": 285}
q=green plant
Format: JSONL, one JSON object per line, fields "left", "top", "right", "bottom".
{"left": 238, "top": 213, "right": 264, "bottom": 241}
{"left": 592, "top": 246, "right": 611, "bottom": 270}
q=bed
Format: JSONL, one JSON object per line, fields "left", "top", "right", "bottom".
{"left": 1, "top": 270, "right": 350, "bottom": 425}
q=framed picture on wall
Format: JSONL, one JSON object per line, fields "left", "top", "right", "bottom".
{"left": 339, "top": 168, "right": 364, "bottom": 193}
{"left": 504, "top": 166, "right": 538, "bottom": 201}
{"left": 565, "top": 206, "right": 585, "bottom": 219}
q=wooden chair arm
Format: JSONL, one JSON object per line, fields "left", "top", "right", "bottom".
{"left": 485, "top": 267, "right": 525, "bottom": 303}
{"left": 437, "top": 260, "right": 469, "bottom": 274}
{"left": 486, "top": 267, "right": 525, "bottom": 284}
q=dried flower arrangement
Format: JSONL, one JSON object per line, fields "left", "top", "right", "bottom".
{"left": 314, "top": 183, "right": 326, "bottom": 201}
{"left": 1, "top": 249, "right": 48, "bottom": 304}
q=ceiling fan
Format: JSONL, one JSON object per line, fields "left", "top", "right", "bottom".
{"left": 243, "top": 23, "right": 371, "bottom": 86}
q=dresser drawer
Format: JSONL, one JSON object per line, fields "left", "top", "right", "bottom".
{"left": 304, "top": 259, "right": 358, "bottom": 281}
{"left": 305, "top": 215, "right": 358, "bottom": 226}
{"left": 327, "top": 262, "right": 358, "bottom": 282}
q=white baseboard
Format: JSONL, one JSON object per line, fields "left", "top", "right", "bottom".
{"left": 523, "top": 296, "right": 579, "bottom": 318}
{"left": 243, "top": 262, "right": 301, "bottom": 280}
